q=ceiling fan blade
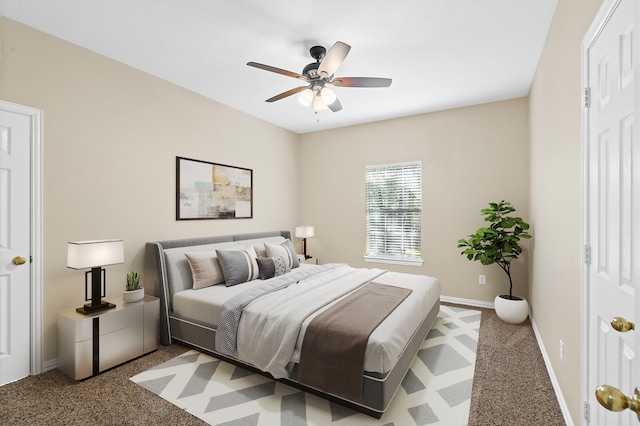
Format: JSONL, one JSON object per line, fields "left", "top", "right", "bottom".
{"left": 247, "top": 62, "right": 309, "bottom": 82}
{"left": 318, "top": 41, "right": 351, "bottom": 78}
{"left": 328, "top": 97, "right": 342, "bottom": 112}
{"left": 332, "top": 77, "right": 392, "bottom": 87}
{"left": 265, "top": 86, "right": 309, "bottom": 103}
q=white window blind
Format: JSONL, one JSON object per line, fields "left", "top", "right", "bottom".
{"left": 365, "top": 161, "right": 422, "bottom": 265}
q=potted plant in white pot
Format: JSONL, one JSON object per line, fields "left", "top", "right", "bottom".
{"left": 123, "top": 271, "right": 144, "bottom": 303}
{"left": 457, "top": 200, "right": 532, "bottom": 324}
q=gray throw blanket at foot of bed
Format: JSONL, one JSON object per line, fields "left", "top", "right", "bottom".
{"left": 298, "top": 282, "right": 412, "bottom": 399}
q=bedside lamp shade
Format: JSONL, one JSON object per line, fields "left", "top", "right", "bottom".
{"left": 295, "top": 225, "right": 315, "bottom": 259}
{"left": 67, "top": 239, "right": 124, "bottom": 314}
{"left": 67, "top": 240, "right": 124, "bottom": 269}
{"left": 295, "top": 225, "right": 315, "bottom": 239}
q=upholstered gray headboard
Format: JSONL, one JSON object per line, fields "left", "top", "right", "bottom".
{"left": 144, "top": 230, "right": 292, "bottom": 345}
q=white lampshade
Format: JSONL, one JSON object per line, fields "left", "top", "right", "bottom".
{"left": 295, "top": 225, "right": 315, "bottom": 238}
{"left": 320, "top": 87, "right": 336, "bottom": 105}
{"left": 313, "top": 95, "right": 328, "bottom": 112}
{"left": 67, "top": 239, "right": 124, "bottom": 269}
{"left": 297, "top": 88, "right": 314, "bottom": 107}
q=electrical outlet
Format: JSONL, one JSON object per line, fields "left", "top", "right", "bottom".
{"left": 560, "top": 339, "right": 564, "bottom": 363}
{"left": 478, "top": 275, "right": 486, "bottom": 285}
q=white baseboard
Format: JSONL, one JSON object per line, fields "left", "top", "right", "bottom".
{"left": 440, "top": 295, "right": 494, "bottom": 309}
{"left": 42, "top": 358, "right": 57, "bottom": 373}
{"left": 529, "top": 316, "right": 574, "bottom": 426}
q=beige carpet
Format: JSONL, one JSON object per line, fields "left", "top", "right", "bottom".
{"left": 467, "top": 305, "right": 565, "bottom": 425}
{"left": 0, "top": 303, "right": 565, "bottom": 425}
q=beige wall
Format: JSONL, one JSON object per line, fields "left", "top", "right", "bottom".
{"left": 1, "top": 18, "right": 300, "bottom": 363}
{"left": 529, "top": 0, "right": 603, "bottom": 423}
{"left": 298, "top": 98, "right": 531, "bottom": 303}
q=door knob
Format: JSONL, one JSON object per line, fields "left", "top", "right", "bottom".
{"left": 611, "top": 317, "right": 635, "bottom": 333}
{"left": 595, "top": 385, "right": 640, "bottom": 421}
{"left": 12, "top": 256, "right": 27, "bottom": 265}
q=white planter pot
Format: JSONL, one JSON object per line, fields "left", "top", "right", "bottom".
{"left": 122, "top": 288, "right": 144, "bottom": 303}
{"left": 494, "top": 294, "right": 529, "bottom": 324}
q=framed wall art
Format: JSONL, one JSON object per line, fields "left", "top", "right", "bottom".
{"left": 176, "top": 156, "right": 253, "bottom": 220}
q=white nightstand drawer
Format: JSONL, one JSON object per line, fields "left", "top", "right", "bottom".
{"left": 57, "top": 338, "right": 93, "bottom": 380}
{"left": 59, "top": 314, "right": 93, "bottom": 343}
{"left": 58, "top": 301, "right": 142, "bottom": 342}
{"left": 100, "top": 323, "right": 144, "bottom": 371}
{"left": 99, "top": 303, "right": 142, "bottom": 335}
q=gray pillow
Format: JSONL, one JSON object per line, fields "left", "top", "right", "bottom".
{"left": 216, "top": 246, "right": 259, "bottom": 286}
{"left": 256, "top": 256, "right": 288, "bottom": 280}
{"left": 265, "top": 239, "right": 300, "bottom": 269}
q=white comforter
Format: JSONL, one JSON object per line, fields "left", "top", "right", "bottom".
{"left": 234, "top": 264, "right": 440, "bottom": 379}
{"left": 236, "top": 265, "right": 385, "bottom": 378}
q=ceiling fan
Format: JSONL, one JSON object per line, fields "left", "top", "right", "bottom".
{"left": 247, "top": 41, "right": 392, "bottom": 113}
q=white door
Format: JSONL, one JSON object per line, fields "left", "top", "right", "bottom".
{"left": 584, "top": 0, "right": 640, "bottom": 424}
{"left": 0, "top": 109, "right": 32, "bottom": 385}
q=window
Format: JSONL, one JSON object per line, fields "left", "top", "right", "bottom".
{"left": 364, "top": 161, "right": 423, "bottom": 266}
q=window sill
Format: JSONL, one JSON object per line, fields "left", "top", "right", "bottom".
{"left": 363, "top": 255, "right": 424, "bottom": 267}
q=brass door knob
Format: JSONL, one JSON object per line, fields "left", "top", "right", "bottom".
{"left": 12, "top": 256, "right": 26, "bottom": 265}
{"left": 595, "top": 385, "right": 640, "bottom": 421}
{"left": 611, "top": 317, "right": 635, "bottom": 333}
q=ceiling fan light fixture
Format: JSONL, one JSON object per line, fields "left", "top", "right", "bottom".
{"left": 320, "top": 87, "right": 337, "bottom": 105}
{"left": 297, "top": 88, "right": 314, "bottom": 107}
{"left": 314, "top": 94, "right": 328, "bottom": 112}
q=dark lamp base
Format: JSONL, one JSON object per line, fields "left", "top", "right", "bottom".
{"left": 76, "top": 301, "right": 116, "bottom": 315}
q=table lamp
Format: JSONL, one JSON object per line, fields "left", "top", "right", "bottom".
{"left": 295, "top": 225, "right": 315, "bottom": 259}
{"left": 67, "top": 239, "right": 124, "bottom": 314}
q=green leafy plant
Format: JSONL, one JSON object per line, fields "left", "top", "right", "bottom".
{"left": 457, "top": 201, "right": 531, "bottom": 300}
{"left": 125, "top": 271, "right": 141, "bottom": 291}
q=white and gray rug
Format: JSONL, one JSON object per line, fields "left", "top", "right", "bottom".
{"left": 130, "top": 305, "right": 480, "bottom": 426}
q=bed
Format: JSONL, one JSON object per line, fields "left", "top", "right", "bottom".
{"left": 144, "top": 230, "right": 440, "bottom": 418}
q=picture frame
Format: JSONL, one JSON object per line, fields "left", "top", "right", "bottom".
{"left": 176, "top": 156, "right": 253, "bottom": 220}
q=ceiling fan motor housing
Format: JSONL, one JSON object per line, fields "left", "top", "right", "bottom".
{"left": 309, "top": 45, "right": 326, "bottom": 61}
{"left": 302, "top": 62, "right": 320, "bottom": 79}
{"left": 303, "top": 46, "right": 327, "bottom": 79}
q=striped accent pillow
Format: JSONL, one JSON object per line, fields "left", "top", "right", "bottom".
{"left": 265, "top": 240, "right": 300, "bottom": 269}
{"left": 216, "top": 246, "right": 259, "bottom": 286}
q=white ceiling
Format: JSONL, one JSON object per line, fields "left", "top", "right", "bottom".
{"left": 2, "top": 0, "right": 557, "bottom": 134}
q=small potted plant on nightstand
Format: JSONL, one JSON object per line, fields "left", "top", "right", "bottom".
{"left": 123, "top": 271, "right": 144, "bottom": 303}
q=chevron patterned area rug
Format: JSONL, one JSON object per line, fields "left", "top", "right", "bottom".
{"left": 130, "top": 305, "right": 480, "bottom": 426}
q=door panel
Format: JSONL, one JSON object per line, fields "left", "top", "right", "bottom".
{"left": 0, "top": 110, "right": 32, "bottom": 385}
{"left": 586, "top": 0, "right": 639, "bottom": 424}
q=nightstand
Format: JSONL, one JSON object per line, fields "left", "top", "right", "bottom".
{"left": 297, "top": 254, "right": 318, "bottom": 265}
{"left": 57, "top": 295, "right": 159, "bottom": 380}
